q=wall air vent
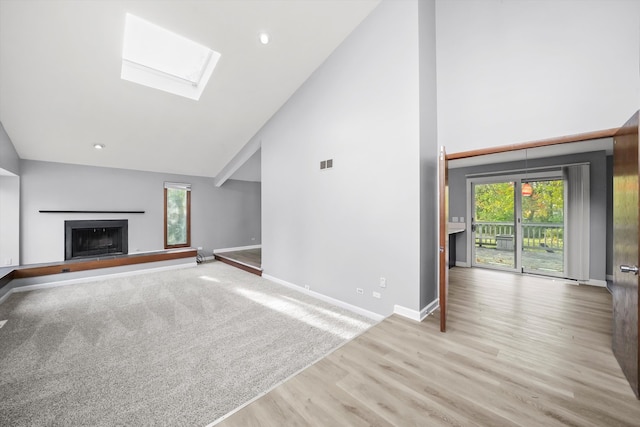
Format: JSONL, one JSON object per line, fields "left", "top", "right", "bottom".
{"left": 320, "top": 159, "right": 333, "bottom": 170}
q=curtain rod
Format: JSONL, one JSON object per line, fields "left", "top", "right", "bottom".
{"left": 465, "top": 161, "right": 589, "bottom": 178}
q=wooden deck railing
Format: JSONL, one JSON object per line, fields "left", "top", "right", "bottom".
{"left": 474, "top": 221, "right": 563, "bottom": 251}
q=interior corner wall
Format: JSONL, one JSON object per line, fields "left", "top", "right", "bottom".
{"left": 419, "top": 0, "right": 439, "bottom": 308}
{"left": 260, "top": 0, "right": 421, "bottom": 316}
{"left": 0, "top": 176, "right": 19, "bottom": 266}
{"left": 0, "top": 121, "right": 19, "bottom": 175}
{"left": 436, "top": 0, "right": 640, "bottom": 153}
{"left": 0, "top": 122, "right": 20, "bottom": 266}
{"left": 20, "top": 160, "right": 261, "bottom": 264}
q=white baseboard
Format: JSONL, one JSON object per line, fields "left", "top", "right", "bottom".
{"left": 420, "top": 298, "right": 439, "bottom": 321}
{"left": 393, "top": 299, "right": 439, "bottom": 322}
{"left": 0, "top": 262, "right": 197, "bottom": 305}
{"left": 606, "top": 274, "right": 614, "bottom": 282}
{"left": 0, "top": 286, "right": 15, "bottom": 305}
{"left": 262, "top": 274, "right": 385, "bottom": 322}
{"left": 455, "top": 261, "right": 470, "bottom": 268}
{"left": 393, "top": 304, "right": 421, "bottom": 321}
{"left": 583, "top": 279, "right": 607, "bottom": 288}
{"left": 214, "top": 244, "right": 261, "bottom": 254}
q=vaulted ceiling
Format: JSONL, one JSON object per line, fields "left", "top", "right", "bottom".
{"left": 0, "top": 0, "right": 380, "bottom": 178}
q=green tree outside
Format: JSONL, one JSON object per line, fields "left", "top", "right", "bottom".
{"left": 474, "top": 182, "right": 515, "bottom": 222}
{"left": 474, "top": 180, "right": 563, "bottom": 223}
{"left": 167, "top": 188, "right": 187, "bottom": 245}
{"left": 522, "top": 180, "right": 563, "bottom": 223}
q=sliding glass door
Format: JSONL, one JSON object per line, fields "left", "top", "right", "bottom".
{"left": 521, "top": 179, "right": 564, "bottom": 277}
{"left": 472, "top": 181, "right": 517, "bottom": 271}
{"left": 470, "top": 173, "right": 565, "bottom": 277}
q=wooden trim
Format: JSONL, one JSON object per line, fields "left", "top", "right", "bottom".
{"left": 164, "top": 188, "right": 168, "bottom": 248}
{"left": 214, "top": 254, "right": 262, "bottom": 276}
{"left": 186, "top": 190, "right": 191, "bottom": 247}
{"left": 12, "top": 248, "right": 196, "bottom": 279}
{"left": 164, "top": 188, "right": 191, "bottom": 249}
{"left": 438, "top": 146, "right": 448, "bottom": 332}
{"left": 447, "top": 128, "right": 619, "bottom": 160}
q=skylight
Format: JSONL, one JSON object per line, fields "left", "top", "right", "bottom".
{"left": 121, "top": 13, "right": 220, "bottom": 100}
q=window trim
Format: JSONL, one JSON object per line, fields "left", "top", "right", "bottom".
{"left": 164, "top": 183, "right": 191, "bottom": 249}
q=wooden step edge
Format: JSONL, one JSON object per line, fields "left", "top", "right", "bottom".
{"left": 214, "top": 254, "right": 262, "bottom": 276}
{"left": 12, "top": 248, "right": 197, "bottom": 279}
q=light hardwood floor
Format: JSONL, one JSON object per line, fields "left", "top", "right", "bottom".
{"left": 216, "top": 267, "right": 640, "bottom": 426}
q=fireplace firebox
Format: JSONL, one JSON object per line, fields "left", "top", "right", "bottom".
{"left": 65, "top": 220, "right": 128, "bottom": 260}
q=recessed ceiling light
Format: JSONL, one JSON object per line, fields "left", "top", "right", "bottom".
{"left": 259, "top": 32, "right": 270, "bottom": 45}
{"left": 93, "top": 144, "right": 105, "bottom": 150}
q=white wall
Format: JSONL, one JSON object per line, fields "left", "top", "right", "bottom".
{"left": 419, "top": 0, "right": 439, "bottom": 307}
{"left": 0, "top": 176, "right": 19, "bottom": 266}
{"left": 0, "top": 122, "right": 20, "bottom": 265}
{"left": 261, "top": 0, "right": 422, "bottom": 316}
{"left": 230, "top": 148, "right": 261, "bottom": 182}
{"left": 20, "top": 160, "right": 261, "bottom": 264}
{"left": 436, "top": 0, "right": 640, "bottom": 153}
{"left": 0, "top": 122, "right": 19, "bottom": 175}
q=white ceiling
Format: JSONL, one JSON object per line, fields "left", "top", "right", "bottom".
{"left": 0, "top": 0, "right": 380, "bottom": 178}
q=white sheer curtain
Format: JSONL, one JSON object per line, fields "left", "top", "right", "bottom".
{"left": 564, "top": 164, "right": 590, "bottom": 281}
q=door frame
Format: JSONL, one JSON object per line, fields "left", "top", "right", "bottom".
{"left": 466, "top": 170, "right": 565, "bottom": 275}
{"left": 439, "top": 127, "right": 619, "bottom": 333}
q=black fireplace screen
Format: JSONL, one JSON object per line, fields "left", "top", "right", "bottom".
{"left": 65, "top": 220, "right": 128, "bottom": 260}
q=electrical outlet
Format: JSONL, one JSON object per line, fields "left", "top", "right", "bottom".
{"left": 356, "top": 288, "right": 364, "bottom": 295}
{"left": 452, "top": 217, "right": 458, "bottom": 222}
{"left": 379, "top": 277, "right": 386, "bottom": 288}
{"left": 372, "top": 291, "right": 381, "bottom": 299}
{"left": 197, "top": 246, "right": 203, "bottom": 250}
{"left": 460, "top": 217, "right": 465, "bottom": 223}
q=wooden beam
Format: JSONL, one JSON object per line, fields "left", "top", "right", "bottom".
{"left": 447, "top": 128, "right": 619, "bottom": 160}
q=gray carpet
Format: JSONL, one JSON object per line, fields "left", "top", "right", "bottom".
{"left": 0, "top": 261, "right": 376, "bottom": 426}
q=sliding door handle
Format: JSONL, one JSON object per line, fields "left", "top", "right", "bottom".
{"left": 619, "top": 265, "right": 639, "bottom": 275}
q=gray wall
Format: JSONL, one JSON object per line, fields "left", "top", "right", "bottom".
{"left": 20, "top": 160, "right": 261, "bottom": 264}
{"left": 0, "top": 122, "right": 20, "bottom": 175}
{"left": 0, "top": 122, "right": 20, "bottom": 265}
{"left": 0, "top": 175, "right": 20, "bottom": 266}
{"left": 606, "top": 155, "right": 613, "bottom": 278}
{"left": 419, "top": 0, "right": 438, "bottom": 308}
{"left": 260, "top": 0, "right": 423, "bottom": 316}
{"left": 449, "top": 150, "right": 608, "bottom": 282}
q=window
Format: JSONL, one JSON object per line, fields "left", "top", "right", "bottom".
{"left": 164, "top": 182, "right": 191, "bottom": 248}
{"left": 121, "top": 13, "right": 221, "bottom": 100}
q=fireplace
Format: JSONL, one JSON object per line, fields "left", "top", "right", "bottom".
{"left": 65, "top": 220, "right": 128, "bottom": 260}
